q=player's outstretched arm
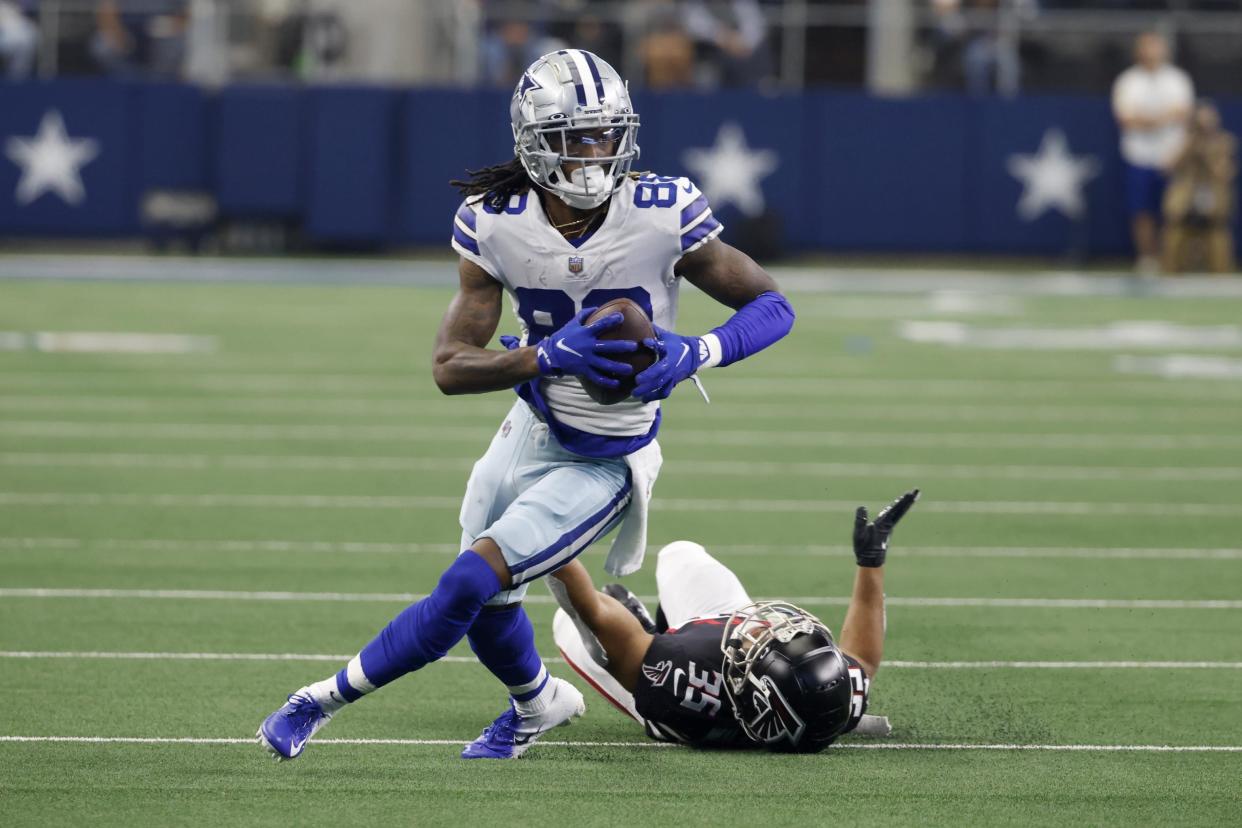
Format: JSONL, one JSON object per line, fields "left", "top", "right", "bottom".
{"left": 549, "top": 561, "right": 654, "bottom": 692}
{"left": 632, "top": 239, "right": 795, "bottom": 402}
{"left": 838, "top": 490, "right": 920, "bottom": 678}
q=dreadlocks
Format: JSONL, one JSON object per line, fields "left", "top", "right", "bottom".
{"left": 450, "top": 159, "right": 534, "bottom": 213}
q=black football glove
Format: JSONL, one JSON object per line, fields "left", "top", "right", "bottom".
{"left": 853, "top": 489, "right": 920, "bottom": 568}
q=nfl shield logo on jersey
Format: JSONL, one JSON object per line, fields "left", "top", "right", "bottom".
{"left": 567, "top": 256, "right": 584, "bottom": 274}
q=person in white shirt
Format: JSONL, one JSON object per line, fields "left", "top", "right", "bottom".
{"left": 1112, "top": 32, "right": 1194, "bottom": 274}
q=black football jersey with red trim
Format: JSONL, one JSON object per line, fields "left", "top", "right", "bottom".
{"left": 632, "top": 616, "right": 870, "bottom": 748}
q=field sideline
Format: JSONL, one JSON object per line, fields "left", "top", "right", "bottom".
{"left": 1, "top": 260, "right": 1240, "bottom": 826}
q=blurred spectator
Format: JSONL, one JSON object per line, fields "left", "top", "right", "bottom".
{"left": 0, "top": 0, "right": 37, "bottom": 79}
{"left": 928, "top": 0, "right": 1021, "bottom": 96}
{"left": 568, "top": 12, "right": 621, "bottom": 73}
{"left": 1111, "top": 31, "right": 1193, "bottom": 275}
{"left": 960, "top": 0, "right": 1019, "bottom": 96}
{"left": 91, "top": 0, "right": 189, "bottom": 78}
{"left": 1161, "top": 101, "right": 1236, "bottom": 274}
{"left": 639, "top": 1, "right": 694, "bottom": 89}
{"left": 480, "top": 1, "right": 562, "bottom": 87}
{"left": 681, "top": 0, "right": 773, "bottom": 88}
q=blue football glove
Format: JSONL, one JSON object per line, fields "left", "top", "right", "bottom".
{"left": 631, "top": 326, "right": 703, "bottom": 402}
{"left": 536, "top": 308, "right": 638, "bottom": 390}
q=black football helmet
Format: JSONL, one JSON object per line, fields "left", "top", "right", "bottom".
{"left": 720, "top": 601, "right": 856, "bottom": 753}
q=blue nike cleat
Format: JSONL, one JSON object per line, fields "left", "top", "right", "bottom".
{"left": 461, "top": 677, "right": 585, "bottom": 759}
{"left": 256, "top": 688, "right": 333, "bottom": 761}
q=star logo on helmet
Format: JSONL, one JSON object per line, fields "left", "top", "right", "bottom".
{"left": 516, "top": 73, "right": 543, "bottom": 102}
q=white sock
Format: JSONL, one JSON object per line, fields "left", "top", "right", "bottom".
{"left": 305, "top": 677, "right": 346, "bottom": 713}
{"left": 513, "top": 668, "right": 555, "bottom": 717}
{"left": 305, "top": 655, "right": 374, "bottom": 713}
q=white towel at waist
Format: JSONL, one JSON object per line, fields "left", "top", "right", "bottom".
{"left": 605, "top": 438, "right": 663, "bottom": 577}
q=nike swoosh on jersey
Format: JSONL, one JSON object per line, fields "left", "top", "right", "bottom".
{"left": 556, "top": 339, "right": 584, "bottom": 358}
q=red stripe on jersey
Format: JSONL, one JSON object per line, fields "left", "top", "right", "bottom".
{"left": 669, "top": 615, "right": 739, "bottom": 634}
{"left": 558, "top": 647, "right": 642, "bottom": 722}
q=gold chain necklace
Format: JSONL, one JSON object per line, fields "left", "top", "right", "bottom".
{"left": 551, "top": 209, "right": 603, "bottom": 238}
{"left": 550, "top": 213, "right": 592, "bottom": 229}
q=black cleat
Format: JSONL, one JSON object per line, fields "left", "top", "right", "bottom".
{"left": 603, "top": 583, "right": 657, "bottom": 634}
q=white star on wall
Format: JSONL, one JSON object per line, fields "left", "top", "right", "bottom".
{"left": 682, "top": 122, "right": 778, "bottom": 218}
{"left": 4, "top": 110, "right": 100, "bottom": 207}
{"left": 1007, "top": 128, "right": 1099, "bottom": 221}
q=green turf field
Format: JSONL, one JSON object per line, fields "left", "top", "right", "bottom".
{"left": 1, "top": 264, "right": 1240, "bottom": 826}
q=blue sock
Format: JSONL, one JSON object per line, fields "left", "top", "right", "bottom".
{"left": 467, "top": 604, "right": 547, "bottom": 701}
{"left": 333, "top": 551, "right": 501, "bottom": 697}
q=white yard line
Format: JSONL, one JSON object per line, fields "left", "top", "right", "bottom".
{"left": 2, "top": 373, "right": 1242, "bottom": 400}
{"left": 0, "top": 587, "right": 1237, "bottom": 609}
{"left": 6, "top": 452, "right": 1242, "bottom": 482}
{"left": 4, "top": 420, "right": 1242, "bottom": 450}
{"left": 2, "top": 491, "right": 1236, "bottom": 517}
{"left": 3, "top": 395, "right": 1239, "bottom": 424}
{"left": 0, "top": 396, "right": 510, "bottom": 418}
{"left": 881, "top": 660, "right": 1242, "bottom": 669}
{"left": 0, "top": 537, "right": 462, "bottom": 555}
{"left": 663, "top": 544, "right": 1242, "bottom": 561}
{"left": 9, "top": 252, "right": 1242, "bottom": 296}
{"left": 837, "top": 743, "right": 1242, "bottom": 752}
{"left": 5, "top": 537, "right": 1241, "bottom": 560}
{"left": 0, "top": 735, "right": 1237, "bottom": 752}
{"left": 3, "top": 651, "right": 1240, "bottom": 670}
{"left": 0, "top": 332, "right": 216, "bottom": 355}
{"left": 0, "top": 453, "right": 476, "bottom": 473}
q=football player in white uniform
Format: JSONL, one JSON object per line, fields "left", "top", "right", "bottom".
{"left": 258, "top": 49, "right": 795, "bottom": 760}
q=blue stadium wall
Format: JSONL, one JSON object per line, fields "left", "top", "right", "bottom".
{"left": 2, "top": 79, "right": 1240, "bottom": 256}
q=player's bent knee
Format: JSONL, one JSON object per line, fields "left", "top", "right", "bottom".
{"left": 467, "top": 537, "right": 514, "bottom": 589}
{"left": 656, "top": 540, "right": 708, "bottom": 563}
{"left": 437, "top": 551, "right": 504, "bottom": 610}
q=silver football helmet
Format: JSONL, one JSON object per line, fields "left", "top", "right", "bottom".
{"left": 510, "top": 49, "right": 640, "bottom": 209}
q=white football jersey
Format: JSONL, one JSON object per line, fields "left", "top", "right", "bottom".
{"left": 1112, "top": 64, "right": 1194, "bottom": 168}
{"left": 451, "top": 173, "right": 723, "bottom": 457}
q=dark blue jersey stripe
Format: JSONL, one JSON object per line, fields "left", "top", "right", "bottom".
{"left": 680, "top": 216, "right": 721, "bottom": 251}
{"left": 679, "top": 194, "right": 710, "bottom": 228}
{"left": 452, "top": 224, "right": 480, "bottom": 255}
{"left": 455, "top": 201, "right": 476, "bottom": 232}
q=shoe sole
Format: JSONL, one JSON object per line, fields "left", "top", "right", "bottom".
{"left": 255, "top": 728, "right": 293, "bottom": 762}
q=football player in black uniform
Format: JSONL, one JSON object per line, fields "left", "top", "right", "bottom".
{"left": 548, "top": 490, "right": 918, "bottom": 752}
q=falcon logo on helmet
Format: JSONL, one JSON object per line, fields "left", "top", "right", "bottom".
{"left": 510, "top": 49, "right": 641, "bottom": 210}
{"left": 720, "top": 601, "right": 857, "bottom": 753}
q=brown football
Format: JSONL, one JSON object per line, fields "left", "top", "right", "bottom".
{"left": 579, "top": 298, "right": 657, "bottom": 405}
